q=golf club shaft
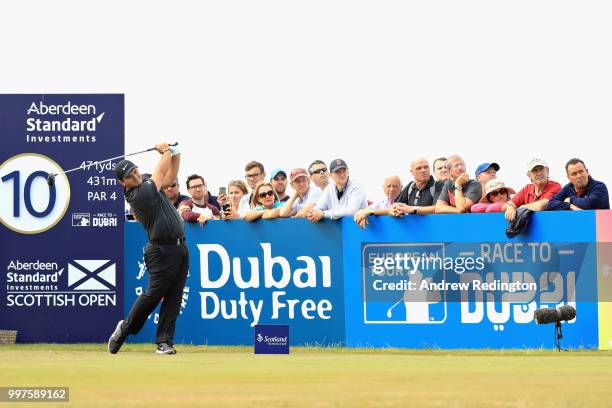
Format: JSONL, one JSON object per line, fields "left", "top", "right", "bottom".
{"left": 53, "top": 142, "right": 178, "bottom": 177}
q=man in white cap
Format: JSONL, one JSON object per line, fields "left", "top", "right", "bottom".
{"left": 279, "top": 168, "right": 322, "bottom": 218}
{"left": 504, "top": 158, "right": 562, "bottom": 222}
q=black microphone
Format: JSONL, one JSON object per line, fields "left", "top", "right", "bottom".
{"left": 534, "top": 305, "right": 576, "bottom": 325}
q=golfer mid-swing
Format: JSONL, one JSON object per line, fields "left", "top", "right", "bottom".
{"left": 108, "top": 142, "right": 189, "bottom": 355}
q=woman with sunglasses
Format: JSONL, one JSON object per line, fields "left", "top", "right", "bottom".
{"left": 244, "top": 182, "right": 285, "bottom": 221}
{"left": 471, "top": 179, "right": 516, "bottom": 213}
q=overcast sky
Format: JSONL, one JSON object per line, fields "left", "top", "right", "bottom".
{"left": 2, "top": 1, "right": 610, "bottom": 202}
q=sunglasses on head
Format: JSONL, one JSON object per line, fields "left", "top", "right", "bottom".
{"left": 489, "top": 189, "right": 507, "bottom": 197}
{"left": 258, "top": 190, "right": 275, "bottom": 199}
{"left": 310, "top": 168, "right": 327, "bottom": 175}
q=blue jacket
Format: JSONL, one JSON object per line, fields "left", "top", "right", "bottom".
{"left": 546, "top": 176, "right": 609, "bottom": 211}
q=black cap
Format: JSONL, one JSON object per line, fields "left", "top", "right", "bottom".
{"left": 115, "top": 159, "right": 137, "bottom": 179}
{"left": 329, "top": 158, "right": 348, "bottom": 173}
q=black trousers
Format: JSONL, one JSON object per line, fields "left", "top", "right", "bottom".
{"left": 123, "top": 242, "right": 189, "bottom": 345}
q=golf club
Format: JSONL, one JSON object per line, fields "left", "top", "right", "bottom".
{"left": 386, "top": 298, "right": 404, "bottom": 318}
{"left": 46, "top": 142, "right": 178, "bottom": 186}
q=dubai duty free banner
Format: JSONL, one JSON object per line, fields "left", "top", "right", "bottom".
{"left": 124, "top": 220, "right": 345, "bottom": 346}
{"left": 0, "top": 94, "right": 125, "bottom": 342}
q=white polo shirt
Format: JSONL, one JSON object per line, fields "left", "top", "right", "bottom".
{"left": 292, "top": 186, "right": 323, "bottom": 212}
{"left": 315, "top": 179, "right": 368, "bottom": 219}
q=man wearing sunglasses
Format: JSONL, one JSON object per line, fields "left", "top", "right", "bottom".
{"left": 308, "top": 160, "right": 330, "bottom": 191}
{"left": 162, "top": 177, "right": 190, "bottom": 209}
{"left": 307, "top": 159, "right": 368, "bottom": 222}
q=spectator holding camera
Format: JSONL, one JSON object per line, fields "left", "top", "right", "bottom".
{"left": 221, "top": 180, "right": 248, "bottom": 220}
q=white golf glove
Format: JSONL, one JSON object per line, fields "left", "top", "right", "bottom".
{"left": 169, "top": 146, "right": 181, "bottom": 156}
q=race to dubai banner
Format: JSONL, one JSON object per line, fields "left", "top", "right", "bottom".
{"left": 0, "top": 94, "right": 125, "bottom": 342}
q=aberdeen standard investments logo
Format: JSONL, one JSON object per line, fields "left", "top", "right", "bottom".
{"left": 25, "top": 100, "right": 105, "bottom": 144}
{"left": 5, "top": 259, "right": 117, "bottom": 308}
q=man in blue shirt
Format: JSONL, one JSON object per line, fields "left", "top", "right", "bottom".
{"left": 547, "top": 158, "right": 609, "bottom": 211}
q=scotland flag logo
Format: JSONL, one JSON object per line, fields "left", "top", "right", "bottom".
{"left": 68, "top": 260, "right": 116, "bottom": 291}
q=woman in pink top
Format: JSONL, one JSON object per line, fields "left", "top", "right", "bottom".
{"left": 471, "top": 179, "right": 516, "bottom": 213}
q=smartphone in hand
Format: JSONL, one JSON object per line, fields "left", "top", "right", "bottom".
{"left": 219, "top": 187, "right": 227, "bottom": 196}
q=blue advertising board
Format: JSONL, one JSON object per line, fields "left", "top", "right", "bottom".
{"left": 124, "top": 211, "right": 601, "bottom": 349}
{"left": 0, "top": 94, "right": 124, "bottom": 342}
{"left": 342, "top": 213, "right": 599, "bottom": 348}
{"left": 124, "top": 219, "right": 345, "bottom": 345}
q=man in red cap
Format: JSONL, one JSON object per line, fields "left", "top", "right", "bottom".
{"left": 279, "top": 168, "right": 322, "bottom": 218}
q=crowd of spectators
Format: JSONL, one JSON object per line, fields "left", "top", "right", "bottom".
{"left": 125, "top": 157, "right": 610, "bottom": 229}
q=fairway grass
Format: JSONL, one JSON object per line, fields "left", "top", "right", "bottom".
{"left": 1, "top": 344, "right": 611, "bottom": 407}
